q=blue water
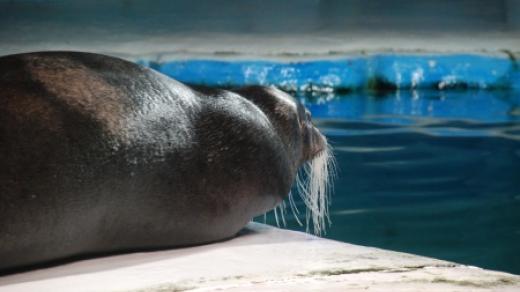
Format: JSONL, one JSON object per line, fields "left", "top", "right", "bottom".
{"left": 259, "top": 89, "right": 520, "bottom": 275}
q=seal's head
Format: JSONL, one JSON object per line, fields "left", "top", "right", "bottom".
{"left": 234, "top": 86, "right": 335, "bottom": 235}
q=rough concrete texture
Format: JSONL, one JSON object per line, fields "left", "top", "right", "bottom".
{"left": 2, "top": 33, "right": 519, "bottom": 61}
{"left": 0, "top": 223, "right": 518, "bottom": 292}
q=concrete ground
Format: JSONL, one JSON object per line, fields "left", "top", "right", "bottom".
{"left": 0, "top": 223, "right": 518, "bottom": 292}
{"left": 2, "top": 32, "right": 520, "bottom": 61}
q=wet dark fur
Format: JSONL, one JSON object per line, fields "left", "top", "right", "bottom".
{"left": 0, "top": 52, "right": 324, "bottom": 273}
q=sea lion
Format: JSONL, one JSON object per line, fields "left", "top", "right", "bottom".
{"left": 0, "top": 51, "right": 334, "bottom": 273}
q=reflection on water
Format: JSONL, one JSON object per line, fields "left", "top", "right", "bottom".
{"left": 258, "top": 90, "right": 520, "bottom": 275}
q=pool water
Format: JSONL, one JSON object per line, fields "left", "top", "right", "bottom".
{"left": 258, "top": 89, "right": 520, "bottom": 275}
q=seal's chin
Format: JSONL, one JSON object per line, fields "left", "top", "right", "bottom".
{"left": 267, "top": 126, "right": 335, "bottom": 236}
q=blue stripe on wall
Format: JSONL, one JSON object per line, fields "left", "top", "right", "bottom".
{"left": 139, "top": 54, "right": 519, "bottom": 92}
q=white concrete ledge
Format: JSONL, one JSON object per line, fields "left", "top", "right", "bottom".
{"left": 2, "top": 33, "right": 520, "bottom": 61}
{"left": 0, "top": 223, "right": 519, "bottom": 292}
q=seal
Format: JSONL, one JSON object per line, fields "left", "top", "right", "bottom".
{"left": 0, "top": 51, "right": 334, "bottom": 273}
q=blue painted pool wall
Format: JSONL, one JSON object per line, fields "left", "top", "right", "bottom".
{"left": 140, "top": 54, "right": 520, "bottom": 91}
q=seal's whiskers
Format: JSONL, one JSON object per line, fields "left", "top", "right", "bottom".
{"left": 288, "top": 191, "right": 303, "bottom": 226}
{"left": 273, "top": 205, "right": 280, "bottom": 227}
{"left": 279, "top": 201, "right": 287, "bottom": 226}
{"left": 272, "top": 201, "right": 288, "bottom": 227}
{"left": 296, "top": 141, "right": 336, "bottom": 235}
{"left": 262, "top": 142, "right": 335, "bottom": 235}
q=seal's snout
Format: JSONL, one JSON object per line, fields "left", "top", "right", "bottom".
{"left": 295, "top": 122, "right": 335, "bottom": 235}
{"left": 310, "top": 127, "right": 327, "bottom": 158}
{"left": 228, "top": 85, "right": 334, "bottom": 235}
{"left": 303, "top": 124, "right": 327, "bottom": 162}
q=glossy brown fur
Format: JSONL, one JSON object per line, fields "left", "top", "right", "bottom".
{"left": 0, "top": 52, "right": 324, "bottom": 273}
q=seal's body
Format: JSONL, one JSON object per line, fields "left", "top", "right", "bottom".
{"left": 0, "top": 52, "right": 329, "bottom": 272}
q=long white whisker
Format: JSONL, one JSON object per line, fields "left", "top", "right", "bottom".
{"left": 288, "top": 191, "right": 303, "bottom": 226}
{"left": 279, "top": 202, "right": 287, "bottom": 226}
{"left": 273, "top": 205, "right": 280, "bottom": 227}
